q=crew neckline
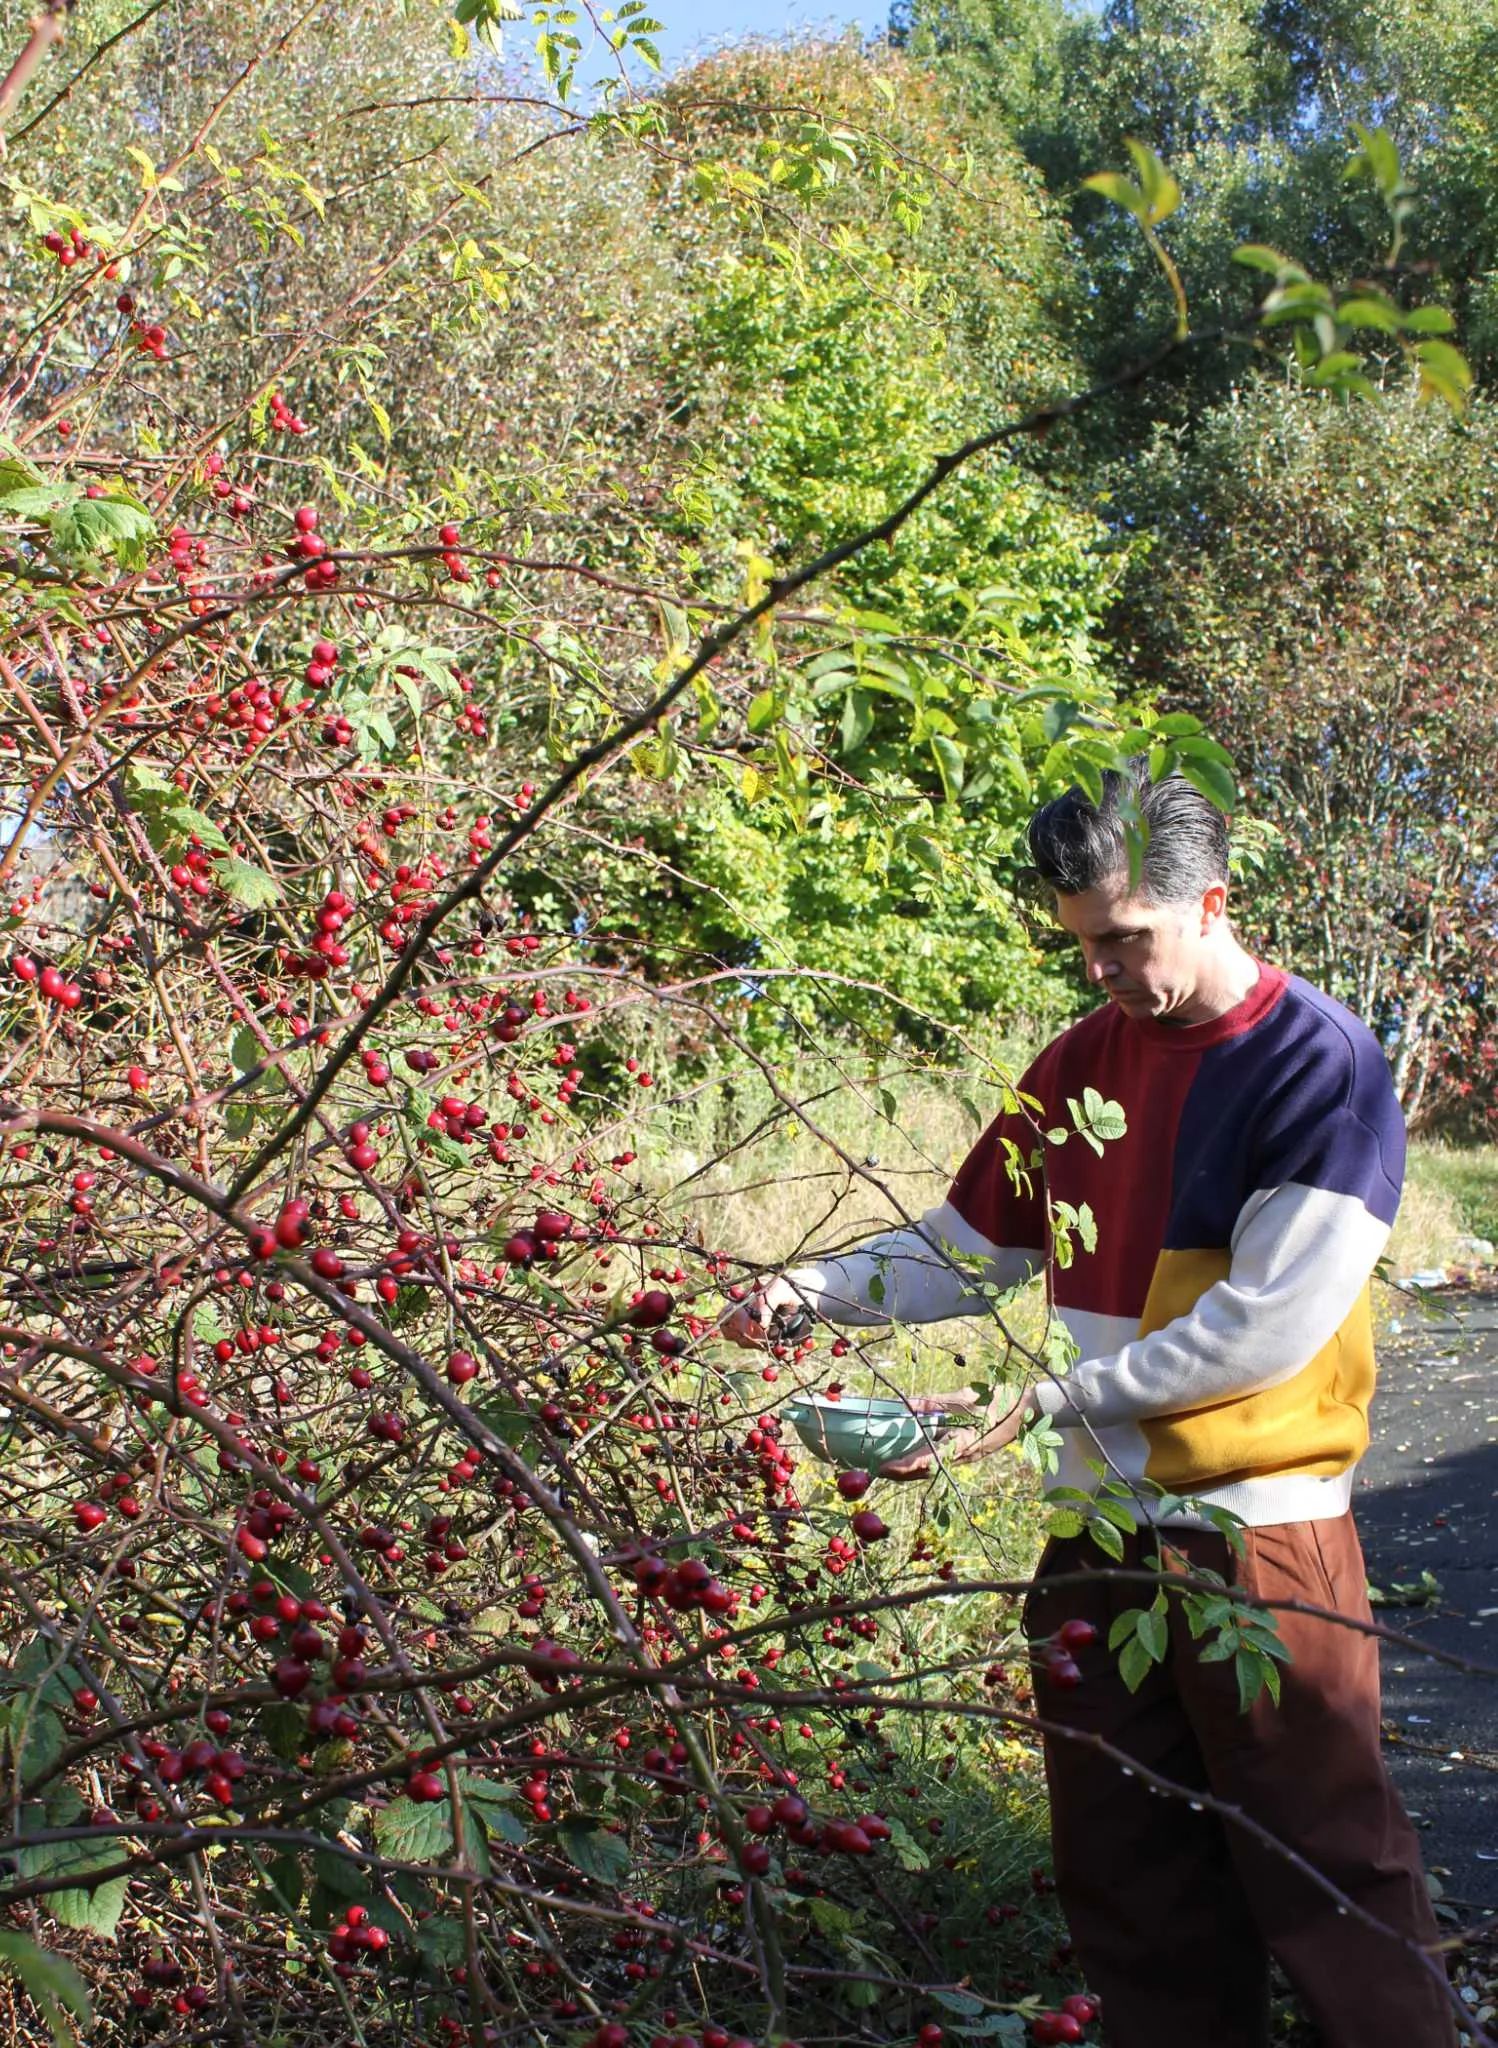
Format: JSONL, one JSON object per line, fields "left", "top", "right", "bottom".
{"left": 1129, "top": 960, "right": 1287, "bottom": 1051}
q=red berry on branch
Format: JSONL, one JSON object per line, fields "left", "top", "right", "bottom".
{"left": 628, "top": 1288, "right": 673, "bottom": 1328}
{"left": 271, "top": 1658, "right": 311, "bottom": 1697}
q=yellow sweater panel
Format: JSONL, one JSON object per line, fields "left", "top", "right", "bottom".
{"left": 1135, "top": 1248, "right": 1376, "bottom": 1493}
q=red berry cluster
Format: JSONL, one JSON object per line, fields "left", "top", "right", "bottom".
{"left": 426, "top": 1088, "right": 490, "bottom": 1147}
{"left": 736, "top": 1788, "right": 892, "bottom": 1874}
{"left": 502, "top": 1205, "right": 576, "bottom": 1266}
{"left": 12, "top": 954, "right": 84, "bottom": 1008}
{"left": 201, "top": 447, "right": 254, "bottom": 517}
{"left": 129, "top": 312, "right": 169, "bottom": 360}
{"left": 1031, "top": 1993, "right": 1101, "bottom": 2043}
{"left": 631, "top": 1553, "right": 734, "bottom": 1616}
{"left": 328, "top": 1902, "right": 389, "bottom": 1974}
{"left": 267, "top": 388, "right": 308, "bottom": 434}
{"left": 305, "top": 634, "right": 340, "bottom": 687}
{"left": 281, "top": 888, "right": 355, "bottom": 978}
{"left": 42, "top": 224, "right": 100, "bottom": 270}
{"left": 1041, "top": 1617, "right": 1098, "bottom": 1689}
{"left": 140, "top": 1728, "right": 246, "bottom": 1804}
{"left": 131, "top": 1955, "right": 212, "bottom": 2017}
{"left": 285, "top": 503, "right": 337, "bottom": 589}
{"left": 168, "top": 843, "right": 217, "bottom": 899}
{"left": 200, "top": 675, "right": 295, "bottom": 747}
{"left": 437, "top": 519, "right": 470, "bottom": 582}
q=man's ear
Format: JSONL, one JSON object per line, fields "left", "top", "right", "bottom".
{"left": 1200, "top": 881, "right": 1229, "bottom": 932}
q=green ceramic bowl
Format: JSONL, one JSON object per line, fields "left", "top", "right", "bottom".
{"left": 782, "top": 1394, "right": 957, "bottom": 1471}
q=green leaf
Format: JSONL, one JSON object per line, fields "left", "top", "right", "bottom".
{"left": 1122, "top": 138, "right": 1181, "bottom": 224}
{"left": 1402, "top": 305, "right": 1455, "bottom": 335}
{"left": 1, "top": 1702, "right": 63, "bottom": 1781}
{"left": 1135, "top": 1607, "right": 1169, "bottom": 1662}
{"left": 1336, "top": 296, "right": 1402, "bottom": 334}
{"left": 15, "top": 1817, "right": 128, "bottom": 1940}
{"left": 1175, "top": 751, "right": 1237, "bottom": 814}
{"left": 1235, "top": 1647, "right": 1280, "bottom": 1712}
{"left": 1118, "top": 1634, "right": 1154, "bottom": 1693}
{"left": 1081, "top": 1086, "right": 1126, "bottom": 1144}
{"left": 839, "top": 688, "right": 873, "bottom": 754}
{"left": 49, "top": 1877, "right": 127, "bottom": 1939}
{"left": 1414, "top": 338, "right": 1473, "bottom": 410}
{"left": 929, "top": 733, "right": 966, "bottom": 801}
{"left": 258, "top": 1702, "right": 307, "bottom": 1763}
{"left": 215, "top": 857, "right": 281, "bottom": 909}
{"left": 0, "top": 1930, "right": 92, "bottom": 2045}
{"left": 460, "top": 1774, "right": 527, "bottom": 1846}
{"left": 747, "top": 688, "right": 784, "bottom": 734}
{"left": 415, "top": 1914, "right": 468, "bottom": 1965}
{"left": 1232, "top": 244, "right": 1307, "bottom": 281}
{"left": 558, "top": 1819, "right": 630, "bottom": 1884}
{"left": 1108, "top": 1607, "right": 1146, "bottom": 1652}
{"left": 3, "top": 1638, "right": 83, "bottom": 1712}
{"left": 1082, "top": 171, "right": 1145, "bottom": 220}
{"left": 374, "top": 1794, "right": 455, "bottom": 1865}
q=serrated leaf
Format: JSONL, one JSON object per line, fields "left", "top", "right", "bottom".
{"left": 4, "top": 1640, "right": 84, "bottom": 1713}
{"left": 259, "top": 1702, "right": 308, "bottom": 1764}
{"left": 558, "top": 1819, "right": 629, "bottom": 1884}
{"left": 48, "top": 1877, "right": 126, "bottom": 1939}
{"left": 374, "top": 1794, "right": 456, "bottom": 1865}
{"left": 1, "top": 1702, "right": 63, "bottom": 1781}
{"left": 215, "top": 856, "right": 281, "bottom": 909}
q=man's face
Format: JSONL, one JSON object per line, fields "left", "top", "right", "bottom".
{"left": 1051, "top": 869, "right": 1228, "bottom": 1022}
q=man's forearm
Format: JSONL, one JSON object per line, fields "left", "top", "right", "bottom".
{"left": 786, "top": 1201, "right": 1040, "bottom": 1328}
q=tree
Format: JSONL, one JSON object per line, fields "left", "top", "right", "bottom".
{"left": 1112, "top": 381, "right": 1498, "bottom": 1128}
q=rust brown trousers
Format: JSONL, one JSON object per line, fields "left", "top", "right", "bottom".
{"left": 1023, "top": 1512, "right": 1457, "bottom": 2048}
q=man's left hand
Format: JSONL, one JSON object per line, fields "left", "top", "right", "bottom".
{"left": 878, "top": 1391, "right": 1039, "bottom": 1480}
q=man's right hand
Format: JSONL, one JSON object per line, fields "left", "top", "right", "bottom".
{"left": 718, "top": 1274, "right": 808, "bottom": 1349}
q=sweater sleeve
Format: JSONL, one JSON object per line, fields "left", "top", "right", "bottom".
{"left": 1034, "top": 1025, "right": 1404, "bottom": 1429}
{"left": 787, "top": 1201, "right": 1039, "bottom": 1327}
{"left": 785, "top": 1063, "right": 1051, "bottom": 1326}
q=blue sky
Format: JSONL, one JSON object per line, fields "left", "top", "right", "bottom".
{"left": 642, "top": 2, "right": 882, "bottom": 75}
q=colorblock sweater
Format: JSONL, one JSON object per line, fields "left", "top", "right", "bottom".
{"left": 788, "top": 964, "right": 1404, "bottom": 1527}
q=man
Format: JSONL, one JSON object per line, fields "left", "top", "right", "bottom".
{"left": 722, "top": 761, "right": 1455, "bottom": 2048}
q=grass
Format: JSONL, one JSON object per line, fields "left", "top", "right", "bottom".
{"left": 1394, "top": 1142, "right": 1498, "bottom": 1271}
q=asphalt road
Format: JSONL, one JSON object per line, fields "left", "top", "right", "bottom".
{"left": 1355, "top": 1287, "right": 1498, "bottom": 1917}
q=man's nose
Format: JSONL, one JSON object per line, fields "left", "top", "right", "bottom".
{"left": 1084, "top": 950, "right": 1116, "bottom": 983}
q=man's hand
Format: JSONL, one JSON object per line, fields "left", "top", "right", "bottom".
{"left": 879, "top": 1389, "right": 1039, "bottom": 1481}
{"left": 718, "top": 1274, "right": 808, "bottom": 1349}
